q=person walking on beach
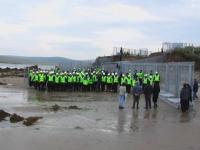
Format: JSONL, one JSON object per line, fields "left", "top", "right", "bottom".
{"left": 118, "top": 83, "right": 126, "bottom": 109}
{"left": 193, "top": 79, "right": 199, "bottom": 100}
{"left": 152, "top": 82, "right": 160, "bottom": 109}
{"left": 143, "top": 81, "right": 152, "bottom": 109}
{"left": 180, "top": 83, "right": 190, "bottom": 112}
{"left": 132, "top": 81, "right": 142, "bottom": 109}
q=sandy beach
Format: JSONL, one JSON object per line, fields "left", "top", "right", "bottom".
{"left": 0, "top": 71, "right": 200, "bottom": 150}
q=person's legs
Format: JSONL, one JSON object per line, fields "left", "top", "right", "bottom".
{"left": 101, "top": 83, "right": 104, "bottom": 91}
{"left": 121, "top": 95, "right": 125, "bottom": 108}
{"left": 128, "top": 85, "right": 131, "bottom": 93}
{"left": 193, "top": 92, "right": 196, "bottom": 100}
{"left": 126, "top": 85, "right": 130, "bottom": 93}
{"left": 194, "top": 91, "right": 198, "bottom": 99}
{"left": 136, "top": 96, "right": 140, "bottom": 109}
{"left": 132, "top": 96, "right": 136, "bottom": 109}
{"left": 153, "top": 93, "right": 159, "bottom": 108}
{"left": 186, "top": 100, "right": 189, "bottom": 110}
{"left": 115, "top": 83, "right": 118, "bottom": 93}
{"left": 145, "top": 94, "right": 148, "bottom": 109}
{"left": 139, "top": 79, "right": 142, "bottom": 86}
{"left": 119, "top": 95, "right": 125, "bottom": 108}
{"left": 181, "top": 99, "right": 187, "bottom": 112}
{"left": 181, "top": 101, "right": 185, "bottom": 112}
{"left": 119, "top": 95, "right": 122, "bottom": 107}
{"left": 149, "top": 95, "right": 151, "bottom": 109}
{"left": 41, "top": 82, "right": 45, "bottom": 91}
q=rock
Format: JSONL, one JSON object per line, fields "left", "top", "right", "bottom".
{"left": 96, "top": 118, "right": 102, "bottom": 121}
{"left": 23, "top": 117, "right": 43, "bottom": 126}
{"left": 74, "top": 126, "right": 84, "bottom": 130}
{"left": 51, "top": 104, "right": 61, "bottom": 112}
{"left": 10, "top": 113, "right": 24, "bottom": 123}
{"left": 5, "top": 67, "right": 11, "bottom": 72}
{"left": 0, "top": 82, "right": 7, "bottom": 85}
{"left": 0, "top": 110, "right": 11, "bottom": 121}
{"left": 68, "top": 105, "right": 81, "bottom": 110}
{"left": 49, "top": 105, "right": 82, "bottom": 112}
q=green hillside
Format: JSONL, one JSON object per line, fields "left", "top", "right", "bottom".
{"left": 0, "top": 55, "right": 93, "bottom": 66}
{"left": 165, "top": 47, "right": 200, "bottom": 69}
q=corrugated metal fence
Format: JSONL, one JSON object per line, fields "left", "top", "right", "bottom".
{"left": 101, "top": 61, "right": 195, "bottom": 97}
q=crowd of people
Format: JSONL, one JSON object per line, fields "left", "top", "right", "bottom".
{"left": 28, "top": 67, "right": 199, "bottom": 112}
{"left": 28, "top": 68, "right": 161, "bottom": 110}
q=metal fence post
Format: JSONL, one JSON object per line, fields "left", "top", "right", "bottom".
{"left": 175, "top": 64, "right": 179, "bottom": 97}
{"left": 165, "top": 63, "right": 169, "bottom": 93}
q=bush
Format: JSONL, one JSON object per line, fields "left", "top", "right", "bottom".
{"left": 166, "top": 47, "right": 200, "bottom": 70}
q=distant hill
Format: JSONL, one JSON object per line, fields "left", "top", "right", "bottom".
{"left": 0, "top": 55, "right": 93, "bottom": 67}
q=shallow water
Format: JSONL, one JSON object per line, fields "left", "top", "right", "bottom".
{"left": 0, "top": 63, "right": 53, "bottom": 69}
{"left": 0, "top": 86, "right": 200, "bottom": 150}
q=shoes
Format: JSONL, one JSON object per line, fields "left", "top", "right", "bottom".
{"left": 132, "top": 106, "right": 139, "bottom": 109}
{"left": 119, "top": 106, "right": 124, "bottom": 109}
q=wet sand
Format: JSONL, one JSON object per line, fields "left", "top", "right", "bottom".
{"left": 0, "top": 77, "right": 200, "bottom": 150}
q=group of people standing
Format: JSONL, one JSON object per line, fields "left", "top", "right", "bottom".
{"left": 28, "top": 68, "right": 161, "bottom": 111}
{"left": 28, "top": 67, "right": 199, "bottom": 113}
{"left": 118, "top": 71, "right": 161, "bottom": 110}
{"left": 28, "top": 68, "right": 160, "bottom": 94}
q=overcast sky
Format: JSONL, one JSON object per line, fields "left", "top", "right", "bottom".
{"left": 0, "top": 0, "right": 199, "bottom": 60}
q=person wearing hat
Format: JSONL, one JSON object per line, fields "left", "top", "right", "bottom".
{"left": 33, "top": 71, "right": 39, "bottom": 90}
{"left": 138, "top": 70, "right": 144, "bottom": 86}
{"left": 132, "top": 81, "right": 142, "bottom": 109}
{"left": 180, "top": 83, "right": 191, "bottom": 112}
{"left": 193, "top": 79, "right": 199, "bottom": 100}
{"left": 126, "top": 73, "right": 132, "bottom": 93}
{"left": 101, "top": 72, "right": 106, "bottom": 92}
{"left": 106, "top": 73, "right": 112, "bottom": 92}
{"left": 142, "top": 74, "right": 149, "bottom": 91}
{"left": 60, "top": 73, "right": 67, "bottom": 91}
{"left": 143, "top": 80, "right": 153, "bottom": 109}
{"left": 38, "top": 71, "right": 46, "bottom": 91}
{"left": 96, "top": 72, "right": 101, "bottom": 92}
{"left": 121, "top": 74, "right": 126, "bottom": 85}
{"left": 153, "top": 71, "right": 160, "bottom": 84}
{"left": 113, "top": 72, "right": 119, "bottom": 93}
{"left": 133, "top": 70, "right": 138, "bottom": 80}
{"left": 47, "top": 72, "right": 55, "bottom": 91}
{"left": 82, "top": 74, "right": 89, "bottom": 92}
{"left": 67, "top": 73, "right": 73, "bottom": 91}
{"left": 54, "top": 73, "right": 60, "bottom": 91}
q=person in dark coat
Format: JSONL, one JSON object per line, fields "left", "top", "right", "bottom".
{"left": 132, "top": 81, "right": 142, "bottom": 109}
{"left": 193, "top": 79, "right": 199, "bottom": 100}
{"left": 186, "top": 83, "right": 192, "bottom": 102}
{"left": 152, "top": 82, "right": 160, "bottom": 109}
{"left": 143, "top": 81, "right": 152, "bottom": 109}
{"left": 180, "top": 83, "right": 190, "bottom": 112}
